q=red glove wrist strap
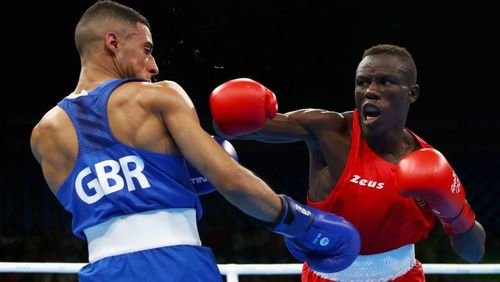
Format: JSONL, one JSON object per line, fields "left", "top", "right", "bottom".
{"left": 440, "top": 201, "right": 475, "bottom": 235}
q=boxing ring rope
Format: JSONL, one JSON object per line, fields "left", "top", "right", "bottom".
{"left": 1, "top": 262, "right": 499, "bottom": 282}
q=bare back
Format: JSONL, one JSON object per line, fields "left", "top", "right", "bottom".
{"left": 106, "top": 82, "right": 180, "bottom": 155}
{"left": 30, "top": 81, "right": 184, "bottom": 193}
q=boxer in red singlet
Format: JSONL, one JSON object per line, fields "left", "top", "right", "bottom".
{"left": 209, "top": 44, "right": 486, "bottom": 281}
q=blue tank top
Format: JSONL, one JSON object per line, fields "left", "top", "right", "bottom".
{"left": 56, "top": 78, "right": 202, "bottom": 239}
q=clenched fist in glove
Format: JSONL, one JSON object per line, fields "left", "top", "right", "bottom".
{"left": 395, "top": 148, "right": 475, "bottom": 235}
{"left": 210, "top": 78, "right": 277, "bottom": 136}
{"left": 271, "top": 195, "right": 360, "bottom": 273}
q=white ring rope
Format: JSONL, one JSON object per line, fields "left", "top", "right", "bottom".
{"left": 0, "top": 262, "right": 499, "bottom": 275}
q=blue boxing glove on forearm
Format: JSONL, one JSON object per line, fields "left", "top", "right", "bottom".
{"left": 271, "top": 195, "right": 360, "bottom": 273}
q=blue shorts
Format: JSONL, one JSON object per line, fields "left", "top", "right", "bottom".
{"left": 79, "top": 245, "right": 222, "bottom": 282}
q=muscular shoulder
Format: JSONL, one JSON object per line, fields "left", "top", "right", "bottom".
{"left": 30, "top": 106, "right": 74, "bottom": 162}
{"left": 32, "top": 107, "right": 67, "bottom": 141}
{"left": 123, "top": 80, "right": 193, "bottom": 112}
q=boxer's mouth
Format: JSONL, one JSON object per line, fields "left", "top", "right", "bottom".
{"left": 362, "top": 104, "right": 381, "bottom": 125}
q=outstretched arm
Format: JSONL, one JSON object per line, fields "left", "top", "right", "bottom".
{"left": 210, "top": 78, "right": 340, "bottom": 143}
{"left": 214, "top": 111, "right": 317, "bottom": 143}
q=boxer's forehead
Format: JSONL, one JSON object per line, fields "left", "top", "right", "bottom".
{"left": 356, "top": 55, "right": 406, "bottom": 79}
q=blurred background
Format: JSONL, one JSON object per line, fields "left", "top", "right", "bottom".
{"left": 1, "top": 0, "right": 498, "bottom": 281}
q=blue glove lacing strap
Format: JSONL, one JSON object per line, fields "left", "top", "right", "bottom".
{"left": 271, "top": 195, "right": 314, "bottom": 238}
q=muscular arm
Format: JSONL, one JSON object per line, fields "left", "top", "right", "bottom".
{"left": 216, "top": 109, "right": 338, "bottom": 144}
{"left": 208, "top": 78, "right": 353, "bottom": 200}
{"left": 209, "top": 79, "right": 347, "bottom": 144}
{"left": 151, "top": 81, "right": 282, "bottom": 222}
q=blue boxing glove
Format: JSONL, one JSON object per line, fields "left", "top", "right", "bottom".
{"left": 271, "top": 195, "right": 360, "bottom": 273}
{"left": 186, "top": 136, "right": 238, "bottom": 195}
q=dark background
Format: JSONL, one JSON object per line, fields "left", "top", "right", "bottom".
{"left": 1, "top": 0, "right": 499, "bottom": 281}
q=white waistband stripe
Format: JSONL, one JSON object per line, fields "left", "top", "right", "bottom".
{"left": 315, "top": 244, "right": 416, "bottom": 282}
{"left": 84, "top": 208, "right": 201, "bottom": 263}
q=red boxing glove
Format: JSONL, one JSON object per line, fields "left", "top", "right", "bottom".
{"left": 395, "top": 148, "right": 475, "bottom": 235}
{"left": 210, "top": 78, "right": 278, "bottom": 136}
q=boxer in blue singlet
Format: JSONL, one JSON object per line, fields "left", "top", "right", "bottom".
{"left": 30, "top": 1, "right": 362, "bottom": 281}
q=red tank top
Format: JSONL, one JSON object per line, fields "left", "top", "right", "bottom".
{"left": 307, "top": 109, "right": 435, "bottom": 255}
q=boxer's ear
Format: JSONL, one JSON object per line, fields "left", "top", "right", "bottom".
{"left": 409, "top": 84, "right": 419, "bottom": 103}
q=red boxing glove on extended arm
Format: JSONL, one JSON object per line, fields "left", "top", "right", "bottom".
{"left": 395, "top": 148, "right": 475, "bottom": 235}
{"left": 210, "top": 78, "right": 278, "bottom": 136}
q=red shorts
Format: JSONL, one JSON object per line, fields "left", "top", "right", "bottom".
{"left": 301, "top": 260, "right": 425, "bottom": 282}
